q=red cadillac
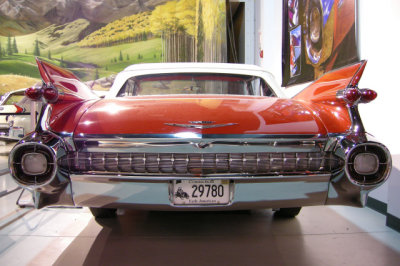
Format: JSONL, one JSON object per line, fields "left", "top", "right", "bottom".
{"left": 9, "top": 59, "right": 391, "bottom": 218}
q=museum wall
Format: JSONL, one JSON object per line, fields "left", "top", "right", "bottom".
{"left": 255, "top": 0, "right": 400, "bottom": 220}
{"left": 356, "top": 0, "right": 400, "bottom": 220}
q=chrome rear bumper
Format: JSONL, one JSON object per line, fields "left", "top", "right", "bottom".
{"left": 70, "top": 174, "right": 330, "bottom": 210}
{"left": 8, "top": 132, "right": 391, "bottom": 209}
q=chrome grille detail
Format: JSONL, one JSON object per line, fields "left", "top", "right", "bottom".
{"left": 64, "top": 152, "right": 342, "bottom": 175}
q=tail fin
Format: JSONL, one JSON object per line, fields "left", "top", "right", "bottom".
{"left": 293, "top": 61, "right": 366, "bottom": 103}
{"left": 293, "top": 61, "right": 370, "bottom": 134}
{"left": 36, "top": 58, "right": 98, "bottom": 102}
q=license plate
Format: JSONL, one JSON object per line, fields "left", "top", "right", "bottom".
{"left": 172, "top": 180, "right": 230, "bottom": 205}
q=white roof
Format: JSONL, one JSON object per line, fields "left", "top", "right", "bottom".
{"left": 107, "top": 63, "right": 285, "bottom": 98}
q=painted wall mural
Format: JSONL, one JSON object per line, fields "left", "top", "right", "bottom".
{"left": 0, "top": 0, "right": 227, "bottom": 93}
{"left": 282, "top": 0, "right": 359, "bottom": 86}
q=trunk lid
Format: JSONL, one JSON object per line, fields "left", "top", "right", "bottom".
{"left": 74, "top": 95, "right": 327, "bottom": 136}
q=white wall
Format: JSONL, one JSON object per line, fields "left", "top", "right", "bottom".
{"left": 255, "top": 0, "right": 400, "bottom": 218}
{"left": 357, "top": 0, "right": 400, "bottom": 218}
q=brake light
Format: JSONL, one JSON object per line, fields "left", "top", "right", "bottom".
{"left": 25, "top": 84, "right": 60, "bottom": 103}
{"left": 43, "top": 86, "right": 59, "bottom": 103}
{"left": 338, "top": 87, "right": 377, "bottom": 106}
{"left": 25, "top": 85, "right": 43, "bottom": 101}
{"left": 343, "top": 87, "right": 361, "bottom": 105}
{"left": 359, "top": 89, "right": 377, "bottom": 103}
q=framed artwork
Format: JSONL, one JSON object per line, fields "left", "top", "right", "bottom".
{"left": 282, "top": 0, "right": 359, "bottom": 86}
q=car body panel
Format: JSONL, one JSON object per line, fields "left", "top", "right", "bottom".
{"left": 74, "top": 96, "right": 327, "bottom": 136}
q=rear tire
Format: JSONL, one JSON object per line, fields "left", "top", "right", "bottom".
{"left": 89, "top": 207, "right": 117, "bottom": 218}
{"left": 274, "top": 207, "right": 302, "bottom": 218}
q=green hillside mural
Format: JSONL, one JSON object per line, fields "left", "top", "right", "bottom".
{"left": 0, "top": 0, "right": 227, "bottom": 93}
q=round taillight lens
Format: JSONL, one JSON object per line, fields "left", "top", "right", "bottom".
{"left": 25, "top": 86, "right": 43, "bottom": 101}
{"left": 353, "top": 153, "right": 379, "bottom": 175}
{"left": 21, "top": 152, "right": 48, "bottom": 175}
{"left": 344, "top": 87, "right": 361, "bottom": 105}
{"left": 359, "top": 89, "right": 377, "bottom": 103}
{"left": 43, "top": 87, "right": 59, "bottom": 103}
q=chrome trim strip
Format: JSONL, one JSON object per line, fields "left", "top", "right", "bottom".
{"left": 76, "top": 140, "right": 326, "bottom": 151}
{"left": 74, "top": 133, "right": 324, "bottom": 140}
{"left": 70, "top": 173, "right": 331, "bottom": 184}
{"left": 189, "top": 121, "right": 215, "bottom": 124}
{"left": 74, "top": 136, "right": 329, "bottom": 154}
{"left": 165, "top": 123, "right": 238, "bottom": 129}
{"left": 348, "top": 105, "right": 366, "bottom": 133}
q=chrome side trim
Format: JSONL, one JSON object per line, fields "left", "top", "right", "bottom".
{"left": 74, "top": 133, "right": 323, "bottom": 140}
{"left": 70, "top": 173, "right": 331, "bottom": 184}
{"left": 74, "top": 137, "right": 328, "bottom": 154}
{"left": 348, "top": 105, "right": 365, "bottom": 133}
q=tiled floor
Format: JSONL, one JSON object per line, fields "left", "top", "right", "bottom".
{"left": 1, "top": 141, "right": 400, "bottom": 266}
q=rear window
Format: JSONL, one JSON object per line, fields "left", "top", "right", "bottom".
{"left": 117, "top": 73, "right": 275, "bottom": 97}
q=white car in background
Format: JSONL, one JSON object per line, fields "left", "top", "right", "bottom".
{"left": 0, "top": 88, "right": 39, "bottom": 140}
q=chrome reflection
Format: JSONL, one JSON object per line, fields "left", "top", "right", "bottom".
{"left": 165, "top": 122, "right": 237, "bottom": 129}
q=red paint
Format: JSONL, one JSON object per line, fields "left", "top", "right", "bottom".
{"left": 35, "top": 58, "right": 98, "bottom": 103}
{"left": 14, "top": 104, "right": 24, "bottom": 113}
{"left": 37, "top": 59, "right": 369, "bottom": 137}
{"left": 73, "top": 96, "right": 327, "bottom": 136}
{"left": 294, "top": 61, "right": 367, "bottom": 133}
{"left": 49, "top": 100, "right": 99, "bottom": 133}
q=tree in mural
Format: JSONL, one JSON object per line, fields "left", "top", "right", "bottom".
{"left": 199, "top": 0, "right": 227, "bottom": 62}
{"left": 149, "top": 0, "right": 226, "bottom": 63}
{"left": 13, "top": 37, "right": 18, "bottom": 53}
{"left": 196, "top": 0, "right": 204, "bottom": 62}
{"left": 7, "top": 34, "right": 12, "bottom": 55}
{"left": 33, "top": 39, "right": 40, "bottom": 56}
{"left": 77, "top": 0, "right": 226, "bottom": 63}
{"left": 150, "top": 0, "right": 204, "bottom": 62}
{"left": 78, "top": 11, "right": 153, "bottom": 48}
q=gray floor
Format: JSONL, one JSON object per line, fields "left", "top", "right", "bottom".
{"left": 1, "top": 141, "right": 400, "bottom": 266}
